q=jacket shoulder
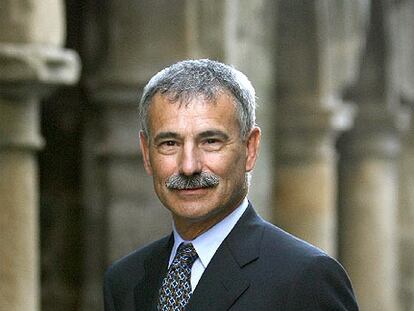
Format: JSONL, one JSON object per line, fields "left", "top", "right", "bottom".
{"left": 105, "top": 235, "right": 171, "bottom": 286}
{"left": 261, "top": 219, "right": 327, "bottom": 259}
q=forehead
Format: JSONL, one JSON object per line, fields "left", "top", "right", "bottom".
{"left": 147, "top": 92, "right": 239, "bottom": 134}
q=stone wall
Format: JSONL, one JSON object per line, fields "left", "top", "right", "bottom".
{"left": 0, "top": 1, "right": 80, "bottom": 311}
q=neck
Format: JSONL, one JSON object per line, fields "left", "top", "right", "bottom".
{"left": 175, "top": 223, "right": 211, "bottom": 241}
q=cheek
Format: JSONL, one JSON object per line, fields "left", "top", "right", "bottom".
{"left": 205, "top": 150, "right": 245, "bottom": 176}
{"left": 150, "top": 155, "right": 178, "bottom": 179}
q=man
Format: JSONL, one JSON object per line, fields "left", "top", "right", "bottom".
{"left": 104, "top": 59, "right": 359, "bottom": 311}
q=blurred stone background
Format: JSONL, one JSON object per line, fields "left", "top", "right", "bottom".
{"left": 1, "top": 0, "right": 414, "bottom": 310}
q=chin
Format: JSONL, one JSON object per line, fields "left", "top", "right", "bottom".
{"left": 174, "top": 205, "right": 215, "bottom": 221}
{"left": 180, "top": 201, "right": 236, "bottom": 224}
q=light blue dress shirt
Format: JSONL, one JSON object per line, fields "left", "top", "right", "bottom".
{"left": 169, "top": 197, "right": 249, "bottom": 292}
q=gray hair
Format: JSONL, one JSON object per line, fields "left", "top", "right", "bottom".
{"left": 138, "top": 59, "right": 257, "bottom": 140}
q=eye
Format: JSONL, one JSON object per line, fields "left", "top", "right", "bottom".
{"left": 162, "top": 140, "right": 177, "bottom": 146}
{"left": 202, "top": 138, "right": 223, "bottom": 151}
{"left": 157, "top": 140, "right": 180, "bottom": 154}
{"left": 206, "top": 138, "right": 218, "bottom": 144}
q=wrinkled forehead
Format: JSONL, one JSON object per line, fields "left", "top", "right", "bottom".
{"left": 154, "top": 86, "right": 235, "bottom": 106}
{"left": 147, "top": 89, "right": 239, "bottom": 115}
{"left": 149, "top": 91, "right": 237, "bottom": 111}
{"left": 146, "top": 92, "right": 240, "bottom": 133}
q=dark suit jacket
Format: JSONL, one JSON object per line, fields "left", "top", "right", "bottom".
{"left": 104, "top": 204, "right": 359, "bottom": 310}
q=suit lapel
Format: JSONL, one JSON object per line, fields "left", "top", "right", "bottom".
{"left": 133, "top": 235, "right": 173, "bottom": 311}
{"left": 187, "top": 204, "right": 265, "bottom": 310}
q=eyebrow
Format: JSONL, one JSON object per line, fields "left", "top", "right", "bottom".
{"left": 153, "top": 129, "right": 230, "bottom": 143}
{"left": 153, "top": 131, "right": 180, "bottom": 142}
{"left": 198, "top": 130, "right": 229, "bottom": 141}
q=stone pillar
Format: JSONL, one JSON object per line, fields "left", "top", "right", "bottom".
{"left": 0, "top": 96, "right": 42, "bottom": 311}
{"left": 0, "top": 1, "right": 80, "bottom": 311}
{"left": 337, "top": 1, "right": 403, "bottom": 309}
{"left": 399, "top": 109, "right": 414, "bottom": 311}
{"left": 274, "top": 112, "right": 351, "bottom": 255}
{"left": 223, "top": 0, "right": 277, "bottom": 220}
{"left": 273, "top": 0, "right": 354, "bottom": 255}
{"left": 338, "top": 113, "right": 404, "bottom": 311}
{"left": 81, "top": 1, "right": 190, "bottom": 310}
{"left": 391, "top": 1, "right": 414, "bottom": 310}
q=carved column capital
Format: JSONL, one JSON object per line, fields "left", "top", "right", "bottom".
{"left": 276, "top": 98, "right": 355, "bottom": 163}
{"left": 0, "top": 43, "right": 80, "bottom": 154}
{"left": 338, "top": 106, "right": 410, "bottom": 160}
{"left": 0, "top": 43, "right": 80, "bottom": 99}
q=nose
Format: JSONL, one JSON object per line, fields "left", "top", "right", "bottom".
{"left": 179, "top": 143, "right": 202, "bottom": 176}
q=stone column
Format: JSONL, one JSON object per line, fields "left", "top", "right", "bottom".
{"left": 338, "top": 113, "right": 404, "bottom": 311}
{"left": 273, "top": 0, "right": 354, "bottom": 255}
{"left": 337, "top": 1, "right": 403, "bottom": 309}
{"left": 0, "top": 1, "right": 80, "bottom": 311}
{"left": 394, "top": 0, "right": 414, "bottom": 309}
{"left": 81, "top": 1, "right": 190, "bottom": 310}
{"left": 399, "top": 108, "right": 414, "bottom": 311}
{"left": 274, "top": 112, "right": 351, "bottom": 255}
{"left": 224, "top": 0, "right": 277, "bottom": 220}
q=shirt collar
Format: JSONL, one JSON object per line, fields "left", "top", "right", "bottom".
{"left": 170, "top": 197, "right": 249, "bottom": 268}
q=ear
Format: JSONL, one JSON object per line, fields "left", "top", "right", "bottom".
{"left": 139, "top": 131, "right": 153, "bottom": 176}
{"left": 245, "top": 126, "right": 261, "bottom": 172}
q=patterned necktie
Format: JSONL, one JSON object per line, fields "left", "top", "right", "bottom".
{"left": 157, "top": 243, "right": 198, "bottom": 310}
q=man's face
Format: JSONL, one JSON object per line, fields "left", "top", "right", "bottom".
{"left": 140, "top": 92, "right": 260, "bottom": 237}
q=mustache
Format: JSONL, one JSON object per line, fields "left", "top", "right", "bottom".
{"left": 165, "top": 172, "right": 220, "bottom": 190}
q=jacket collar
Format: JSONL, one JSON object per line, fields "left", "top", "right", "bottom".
{"left": 187, "top": 203, "right": 265, "bottom": 310}
{"left": 133, "top": 235, "right": 173, "bottom": 311}
{"left": 133, "top": 203, "right": 264, "bottom": 311}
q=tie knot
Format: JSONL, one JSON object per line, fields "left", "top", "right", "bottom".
{"left": 173, "top": 243, "right": 198, "bottom": 267}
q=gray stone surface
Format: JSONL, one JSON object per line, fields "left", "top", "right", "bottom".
{"left": 0, "top": 0, "right": 65, "bottom": 45}
{"left": 0, "top": 44, "right": 80, "bottom": 98}
{"left": 337, "top": 1, "right": 403, "bottom": 309}
{"left": 399, "top": 127, "right": 414, "bottom": 311}
{"left": 0, "top": 1, "right": 80, "bottom": 310}
{"left": 273, "top": 0, "right": 356, "bottom": 256}
{"left": 0, "top": 97, "right": 41, "bottom": 311}
{"left": 224, "top": 0, "right": 277, "bottom": 220}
